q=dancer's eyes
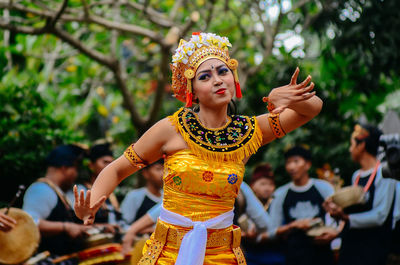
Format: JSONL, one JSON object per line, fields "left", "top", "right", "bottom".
{"left": 198, "top": 73, "right": 211, "bottom": 80}
{"left": 218, "top": 68, "right": 229, "bottom": 75}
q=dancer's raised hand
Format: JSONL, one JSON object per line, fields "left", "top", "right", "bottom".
{"left": 267, "top": 67, "right": 316, "bottom": 114}
{"left": 73, "top": 185, "right": 106, "bottom": 225}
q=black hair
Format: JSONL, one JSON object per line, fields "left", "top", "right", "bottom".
{"left": 46, "top": 144, "right": 85, "bottom": 167}
{"left": 88, "top": 143, "right": 113, "bottom": 162}
{"left": 355, "top": 124, "right": 382, "bottom": 156}
{"left": 284, "top": 146, "right": 312, "bottom": 161}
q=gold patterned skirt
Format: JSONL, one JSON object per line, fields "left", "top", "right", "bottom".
{"left": 138, "top": 220, "right": 246, "bottom": 265}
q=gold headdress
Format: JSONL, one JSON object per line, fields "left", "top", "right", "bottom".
{"left": 352, "top": 124, "right": 370, "bottom": 140}
{"left": 171, "top": 32, "right": 242, "bottom": 107}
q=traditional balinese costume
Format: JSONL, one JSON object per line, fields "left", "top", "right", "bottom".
{"left": 123, "top": 32, "right": 268, "bottom": 265}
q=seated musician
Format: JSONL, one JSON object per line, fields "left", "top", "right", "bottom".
{"left": 0, "top": 211, "right": 16, "bottom": 232}
{"left": 23, "top": 145, "right": 92, "bottom": 257}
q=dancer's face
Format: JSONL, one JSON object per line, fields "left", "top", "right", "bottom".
{"left": 192, "top": 58, "right": 235, "bottom": 108}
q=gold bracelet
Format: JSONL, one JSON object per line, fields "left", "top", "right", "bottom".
{"left": 268, "top": 113, "right": 286, "bottom": 138}
{"left": 124, "top": 144, "right": 147, "bottom": 169}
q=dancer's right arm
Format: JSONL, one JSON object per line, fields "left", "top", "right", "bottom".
{"left": 74, "top": 118, "right": 177, "bottom": 225}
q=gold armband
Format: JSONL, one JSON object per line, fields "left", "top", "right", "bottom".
{"left": 268, "top": 113, "right": 286, "bottom": 138}
{"left": 124, "top": 144, "right": 147, "bottom": 169}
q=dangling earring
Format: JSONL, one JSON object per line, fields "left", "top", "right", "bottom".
{"left": 184, "top": 68, "right": 195, "bottom": 107}
{"left": 227, "top": 59, "right": 242, "bottom": 99}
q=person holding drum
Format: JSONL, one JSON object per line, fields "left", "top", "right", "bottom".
{"left": 0, "top": 212, "right": 16, "bottom": 232}
{"left": 23, "top": 145, "right": 92, "bottom": 258}
{"left": 323, "top": 124, "right": 397, "bottom": 265}
{"left": 268, "top": 146, "right": 338, "bottom": 265}
{"left": 74, "top": 32, "right": 322, "bottom": 264}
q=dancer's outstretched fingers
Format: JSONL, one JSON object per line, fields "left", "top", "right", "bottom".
{"left": 85, "top": 190, "right": 91, "bottom": 208}
{"left": 91, "top": 196, "right": 107, "bottom": 213}
{"left": 290, "top": 67, "right": 300, "bottom": 85}
{"left": 302, "top": 91, "right": 316, "bottom": 100}
{"left": 295, "top": 82, "right": 314, "bottom": 96}
{"left": 79, "top": 189, "right": 85, "bottom": 206}
{"left": 73, "top": 185, "right": 79, "bottom": 202}
{"left": 295, "top": 75, "right": 311, "bottom": 89}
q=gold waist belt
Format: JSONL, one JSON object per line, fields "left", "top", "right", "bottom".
{"left": 138, "top": 221, "right": 247, "bottom": 265}
{"left": 154, "top": 221, "right": 241, "bottom": 248}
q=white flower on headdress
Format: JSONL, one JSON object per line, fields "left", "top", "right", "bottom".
{"left": 172, "top": 32, "right": 232, "bottom": 66}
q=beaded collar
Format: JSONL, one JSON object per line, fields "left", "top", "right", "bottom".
{"left": 169, "top": 108, "right": 262, "bottom": 162}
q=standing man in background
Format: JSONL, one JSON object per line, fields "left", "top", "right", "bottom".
{"left": 324, "top": 124, "right": 396, "bottom": 265}
{"left": 269, "top": 146, "right": 337, "bottom": 265}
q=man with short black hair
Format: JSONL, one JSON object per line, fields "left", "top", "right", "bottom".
{"left": 23, "top": 145, "right": 91, "bottom": 257}
{"left": 324, "top": 124, "right": 396, "bottom": 265}
{"left": 269, "top": 145, "right": 337, "bottom": 265}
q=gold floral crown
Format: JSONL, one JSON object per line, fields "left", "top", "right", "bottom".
{"left": 171, "top": 32, "right": 241, "bottom": 107}
{"left": 352, "top": 124, "right": 370, "bottom": 140}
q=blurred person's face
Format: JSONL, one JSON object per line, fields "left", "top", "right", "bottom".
{"left": 285, "top": 156, "right": 311, "bottom": 182}
{"left": 251, "top": 178, "right": 275, "bottom": 202}
{"left": 60, "top": 165, "right": 78, "bottom": 191}
{"left": 90, "top": 155, "right": 114, "bottom": 176}
{"left": 143, "top": 163, "right": 164, "bottom": 191}
{"left": 349, "top": 137, "right": 364, "bottom": 162}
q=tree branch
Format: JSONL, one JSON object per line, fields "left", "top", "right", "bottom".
{"left": 203, "top": 0, "right": 217, "bottom": 32}
{"left": 124, "top": 0, "right": 173, "bottom": 28}
{"left": 113, "top": 63, "right": 146, "bottom": 131}
{"left": 148, "top": 47, "right": 170, "bottom": 127}
{"left": 0, "top": 1, "right": 165, "bottom": 44}
{"left": 247, "top": 0, "right": 284, "bottom": 77}
{"left": 170, "top": 0, "right": 184, "bottom": 20}
{"left": 81, "top": 0, "right": 90, "bottom": 18}
{"left": 47, "top": 0, "right": 69, "bottom": 28}
{"left": 180, "top": 11, "right": 200, "bottom": 38}
{"left": 50, "top": 26, "right": 116, "bottom": 69}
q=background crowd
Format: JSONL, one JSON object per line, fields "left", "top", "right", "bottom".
{"left": 2, "top": 120, "right": 400, "bottom": 265}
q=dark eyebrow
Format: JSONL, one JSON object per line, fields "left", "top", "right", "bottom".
{"left": 196, "top": 63, "right": 226, "bottom": 77}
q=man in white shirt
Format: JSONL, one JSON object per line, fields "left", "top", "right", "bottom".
{"left": 23, "top": 145, "right": 91, "bottom": 257}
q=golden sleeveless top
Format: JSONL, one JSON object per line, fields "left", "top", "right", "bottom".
{"left": 163, "top": 108, "right": 263, "bottom": 221}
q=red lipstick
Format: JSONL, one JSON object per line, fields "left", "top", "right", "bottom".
{"left": 216, "top": 88, "right": 226, "bottom": 94}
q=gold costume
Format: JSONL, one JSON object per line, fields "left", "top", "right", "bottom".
{"left": 128, "top": 108, "right": 262, "bottom": 265}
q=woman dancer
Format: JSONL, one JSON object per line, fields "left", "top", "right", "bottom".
{"left": 74, "top": 32, "right": 322, "bottom": 265}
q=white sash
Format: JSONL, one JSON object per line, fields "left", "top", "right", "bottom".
{"left": 159, "top": 205, "right": 234, "bottom": 265}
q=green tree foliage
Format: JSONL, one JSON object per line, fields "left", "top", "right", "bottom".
{"left": 0, "top": 0, "right": 398, "bottom": 192}
{"left": 0, "top": 70, "right": 81, "bottom": 205}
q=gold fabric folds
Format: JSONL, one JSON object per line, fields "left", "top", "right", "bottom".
{"left": 138, "top": 150, "right": 247, "bottom": 264}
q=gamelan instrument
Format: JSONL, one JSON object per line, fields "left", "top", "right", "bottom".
{"left": 0, "top": 207, "right": 40, "bottom": 264}
{"left": 52, "top": 243, "right": 130, "bottom": 265}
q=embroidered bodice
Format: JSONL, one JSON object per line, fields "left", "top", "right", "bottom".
{"left": 161, "top": 108, "right": 262, "bottom": 221}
